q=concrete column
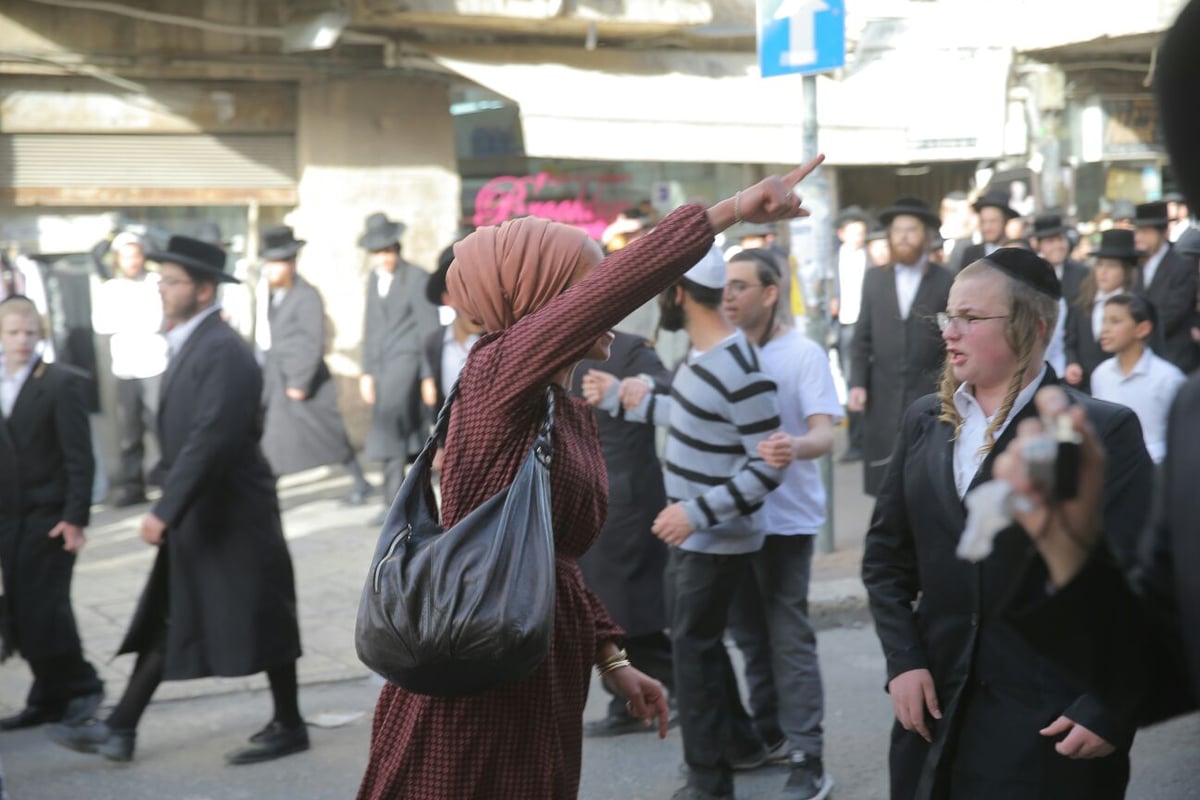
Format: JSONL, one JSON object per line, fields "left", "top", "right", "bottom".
{"left": 293, "top": 74, "right": 460, "bottom": 445}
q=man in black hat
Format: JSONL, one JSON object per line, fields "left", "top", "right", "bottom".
{"left": 257, "top": 226, "right": 373, "bottom": 504}
{"left": 357, "top": 212, "right": 439, "bottom": 523}
{"left": 832, "top": 206, "right": 871, "bottom": 462}
{"left": 1031, "top": 214, "right": 1089, "bottom": 375}
{"left": 419, "top": 244, "right": 483, "bottom": 418}
{"left": 863, "top": 247, "right": 1151, "bottom": 799}
{"left": 955, "top": 189, "right": 1020, "bottom": 272}
{"left": 1133, "top": 200, "right": 1199, "bottom": 373}
{"left": 1109, "top": 199, "right": 1137, "bottom": 231}
{"left": 48, "top": 236, "right": 307, "bottom": 765}
{"left": 1064, "top": 229, "right": 1141, "bottom": 393}
{"left": 848, "top": 197, "right": 953, "bottom": 496}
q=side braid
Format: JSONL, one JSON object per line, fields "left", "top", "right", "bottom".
{"left": 937, "top": 359, "right": 963, "bottom": 437}
{"left": 981, "top": 343, "right": 1033, "bottom": 452}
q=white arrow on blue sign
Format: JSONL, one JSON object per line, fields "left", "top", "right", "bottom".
{"left": 757, "top": 0, "right": 846, "bottom": 78}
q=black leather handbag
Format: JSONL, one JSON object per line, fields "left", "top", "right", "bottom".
{"left": 355, "top": 381, "right": 557, "bottom": 697}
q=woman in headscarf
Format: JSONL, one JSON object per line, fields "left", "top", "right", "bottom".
{"left": 356, "top": 157, "right": 824, "bottom": 800}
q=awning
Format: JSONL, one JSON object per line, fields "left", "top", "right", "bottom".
{"left": 430, "top": 44, "right": 1013, "bottom": 166}
{"left": 429, "top": 46, "right": 808, "bottom": 165}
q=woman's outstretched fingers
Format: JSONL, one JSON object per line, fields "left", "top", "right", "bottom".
{"left": 784, "top": 154, "right": 826, "bottom": 187}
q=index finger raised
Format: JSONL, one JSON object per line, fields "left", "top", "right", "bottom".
{"left": 783, "top": 154, "right": 826, "bottom": 187}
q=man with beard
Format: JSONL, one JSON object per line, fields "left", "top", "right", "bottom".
{"left": 583, "top": 246, "right": 786, "bottom": 800}
{"left": 48, "top": 236, "right": 306, "bottom": 765}
{"left": 1132, "top": 201, "right": 1199, "bottom": 373}
{"left": 848, "top": 197, "right": 953, "bottom": 496}
{"left": 257, "top": 226, "right": 373, "bottom": 503}
{"left": 358, "top": 212, "right": 439, "bottom": 523}
{"left": 955, "top": 190, "right": 1019, "bottom": 272}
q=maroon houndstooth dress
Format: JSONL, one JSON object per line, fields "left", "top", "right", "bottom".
{"left": 357, "top": 205, "right": 716, "bottom": 800}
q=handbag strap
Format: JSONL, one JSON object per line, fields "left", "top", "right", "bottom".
{"left": 433, "top": 379, "right": 556, "bottom": 466}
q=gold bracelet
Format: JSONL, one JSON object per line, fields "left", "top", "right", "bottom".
{"left": 734, "top": 191, "right": 743, "bottom": 224}
{"left": 597, "top": 659, "right": 632, "bottom": 676}
{"left": 596, "top": 648, "right": 628, "bottom": 671}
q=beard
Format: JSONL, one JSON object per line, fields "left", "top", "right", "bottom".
{"left": 658, "top": 290, "right": 686, "bottom": 332}
{"left": 890, "top": 240, "right": 923, "bottom": 265}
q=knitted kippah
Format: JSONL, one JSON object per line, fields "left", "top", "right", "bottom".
{"left": 982, "top": 247, "right": 1062, "bottom": 300}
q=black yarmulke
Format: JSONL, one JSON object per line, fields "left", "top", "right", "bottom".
{"left": 982, "top": 247, "right": 1062, "bottom": 300}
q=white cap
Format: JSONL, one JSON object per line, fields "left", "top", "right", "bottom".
{"left": 112, "top": 232, "right": 144, "bottom": 250}
{"left": 683, "top": 244, "right": 727, "bottom": 289}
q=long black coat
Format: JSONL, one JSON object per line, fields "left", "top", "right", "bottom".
{"left": 862, "top": 370, "right": 1152, "bottom": 800}
{"left": 850, "top": 263, "right": 953, "bottom": 495}
{"left": 362, "top": 263, "right": 439, "bottom": 461}
{"left": 570, "top": 332, "right": 671, "bottom": 636}
{"left": 1137, "top": 247, "right": 1199, "bottom": 373}
{"left": 260, "top": 276, "right": 354, "bottom": 476}
{"left": 1058, "top": 259, "right": 1089, "bottom": 306}
{"left": 118, "top": 313, "right": 301, "bottom": 680}
{"left": 1063, "top": 300, "right": 1109, "bottom": 393}
{"left": 0, "top": 360, "right": 93, "bottom": 660}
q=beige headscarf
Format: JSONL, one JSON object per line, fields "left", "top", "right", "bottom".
{"left": 447, "top": 217, "right": 590, "bottom": 332}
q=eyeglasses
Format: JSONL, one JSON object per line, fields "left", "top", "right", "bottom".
{"left": 936, "top": 312, "right": 1009, "bottom": 333}
{"left": 158, "top": 277, "right": 194, "bottom": 288}
{"left": 724, "top": 280, "right": 764, "bottom": 297}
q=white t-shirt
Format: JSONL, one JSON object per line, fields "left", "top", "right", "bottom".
{"left": 757, "top": 328, "right": 844, "bottom": 535}
{"left": 92, "top": 273, "right": 168, "bottom": 380}
{"left": 837, "top": 245, "right": 867, "bottom": 325}
{"left": 1090, "top": 349, "right": 1186, "bottom": 463}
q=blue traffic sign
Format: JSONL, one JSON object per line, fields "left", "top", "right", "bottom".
{"left": 757, "top": 0, "right": 846, "bottom": 78}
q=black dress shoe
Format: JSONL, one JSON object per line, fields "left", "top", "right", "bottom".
{"left": 0, "top": 705, "right": 60, "bottom": 731}
{"left": 47, "top": 719, "right": 136, "bottom": 762}
{"left": 224, "top": 721, "right": 309, "bottom": 765}
{"left": 61, "top": 690, "right": 104, "bottom": 726}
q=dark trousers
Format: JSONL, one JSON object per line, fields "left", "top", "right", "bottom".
{"left": 668, "top": 548, "right": 761, "bottom": 796}
{"left": 602, "top": 631, "right": 675, "bottom": 717}
{"left": 382, "top": 458, "right": 405, "bottom": 509}
{"left": 728, "top": 534, "right": 824, "bottom": 757}
{"left": 837, "top": 322, "right": 862, "bottom": 451}
{"left": 26, "top": 652, "right": 103, "bottom": 711}
{"left": 116, "top": 376, "right": 159, "bottom": 492}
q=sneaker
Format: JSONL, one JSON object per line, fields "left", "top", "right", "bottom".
{"left": 780, "top": 752, "right": 834, "bottom": 800}
{"left": 762, "top": 737, "right": 791, "bottom": 765}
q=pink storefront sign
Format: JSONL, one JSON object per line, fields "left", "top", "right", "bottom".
{"left": 473, "top": 172, "right": 630, "bottom": 239}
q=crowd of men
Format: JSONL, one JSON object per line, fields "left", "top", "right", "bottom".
{"left": 4, "top": 28, "right": 1200, "bottom": 794}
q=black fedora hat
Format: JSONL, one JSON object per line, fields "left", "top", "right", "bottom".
{"left": 1134, "top": 201, "right": 1170, "bottom": 228}
{"left": 972, "top": 189, "right": 1019, "bottom": 220}
{"left": 1091, "top": 229, "right": 1145, "bottom": 262}
{"left": 878, "top": 196, "right": 940, "bottom": 229}
{"left": 425, "top": 245, "right": 456, "bottom": 307}
{"left": 146, "top": 235, "right": 237, "bottom": 283}
{"left": 260, "top": 225, "right": 306, "bottom": 261}
{"left": 1030, "top": 213, "right": 1071, "bottom": 240}
{"left": 358, "top": 212, "right": 406, "bottom": 251}
{"left": 835, "top": 205, "right": 872, "bottom": 227}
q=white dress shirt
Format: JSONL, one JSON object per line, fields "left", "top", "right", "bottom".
{"left": 952, "top": 364, "right": 1047, "bottom": 497}
{"left": 894, "top": 257, "right": 927, "bottom": 320}
{"left": 1092, "top": 289, "right": 1118, "bottom": 340}
{"left": 165, "top": 304, "right": 223, "bottom": 360}
{"left": 1090, "top": 348, "right": 1186, "bottom": 463}
{"left": 0, "top": 358, "right": 37, "bottom": 418}
{"left": 439, "top": 325, "right": 480, "bottom": 400}
{"left": 92, "top": 273, "right": 168, "bottom": 380}
{"left": 837, "top": 245, "right": 867, "bottom": 325}
{"left": 375, "top": 268, "right": 394, "bottom": 299}
{"left": 1142, "top": 242, "right": 1170, "bottom": 288}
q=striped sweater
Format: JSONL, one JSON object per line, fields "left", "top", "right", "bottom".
{"left": 598, "top": 329, "right": 785, "bottom": 554}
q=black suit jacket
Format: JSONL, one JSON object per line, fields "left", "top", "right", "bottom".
{"left": 1063, "top": 297, "right": 1109, "bottom": 392}
{"left": 850, "top": 262, "right": 953, "bottom": 495}
{"left": 862, "top": 369, "right": 1152, "bottom": 799}
{"left": 1138, "top": 246, "right": 1199, "bottom": 372}
{"left": 0, "top": 360, "right": 94, "bottom": 660}
{"left": 1058, "top": 259, "right": 1089, "bottom": 306}
{"left": 0, "top": 360, "right": 93, "bottom": 526}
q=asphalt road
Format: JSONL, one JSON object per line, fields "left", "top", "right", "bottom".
{"left": 4, "top": 624, "right": 1197, "bottom": 800}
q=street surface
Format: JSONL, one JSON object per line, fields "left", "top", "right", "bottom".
{"left": 3, "top": 441, "right": 1197, "bottom": 798}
